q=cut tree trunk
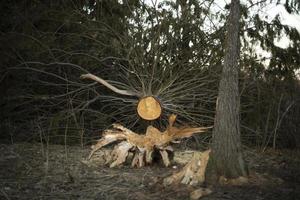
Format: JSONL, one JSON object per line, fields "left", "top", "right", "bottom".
{"left": 137, "top": 96, "right": 162, "bottom": 120}
{"left": 88, "top": 114, "right": 211, "bottom": 167}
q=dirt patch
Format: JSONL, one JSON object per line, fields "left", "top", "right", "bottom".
{"left": 0, "top": 143, "right": 299, "bottom": 200}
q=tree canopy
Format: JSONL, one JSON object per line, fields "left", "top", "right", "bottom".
{"left": 0, "top": 0, "right": 299, "bottom": 149}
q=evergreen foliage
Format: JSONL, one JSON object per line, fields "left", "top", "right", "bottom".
{"left": 0, "top": 0, "right": 299, "bottom": 148}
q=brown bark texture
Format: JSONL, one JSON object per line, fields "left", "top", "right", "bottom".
{"left": 207, "top": 0, "right": 248, "bottom": 180}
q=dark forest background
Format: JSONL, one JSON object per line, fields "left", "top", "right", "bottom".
{"left": 0, "top": 0, "right": 299, "bottom": 149}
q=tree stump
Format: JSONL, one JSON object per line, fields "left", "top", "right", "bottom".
{"left": 88, "top": 114, "right": 211, "bottom": 168}
{"left": 163, "top": 149, "right": 211, "bottom": 186}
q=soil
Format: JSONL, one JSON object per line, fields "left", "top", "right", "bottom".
{"left": 0, "top": 143, "right": 299, "bottom": 200}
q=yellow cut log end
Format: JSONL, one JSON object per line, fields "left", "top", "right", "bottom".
{"left": 137, "top": 96, "right": 162, "bottom": 120}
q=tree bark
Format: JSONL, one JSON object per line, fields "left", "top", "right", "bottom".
{"left": 206, "top": 0, "right": 248, "bottom": 182}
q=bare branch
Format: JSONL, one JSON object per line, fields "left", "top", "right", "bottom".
{"left": 80, "top": 73, "right": 140, "bottom": 97}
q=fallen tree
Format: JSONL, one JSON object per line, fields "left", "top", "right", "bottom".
{"left": 81, "top": 73, "right": 214, "bottom": 199}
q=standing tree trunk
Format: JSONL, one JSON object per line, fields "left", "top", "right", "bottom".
{"left": 206, "top": 0, "right": 248, "bottom": 182}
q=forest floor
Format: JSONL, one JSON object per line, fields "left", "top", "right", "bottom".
{"left": 0, "top": 142, "right": 299, "bottom": 200}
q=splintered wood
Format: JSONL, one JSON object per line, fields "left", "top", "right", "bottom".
{"left": 163, "top": 149, "right": 211, "bottom": 186}
{"left": 88, "top": 114, "right": 211, "bottom": 168}
{"left": 164, "top": 149, "right": 212, "bottom": 200}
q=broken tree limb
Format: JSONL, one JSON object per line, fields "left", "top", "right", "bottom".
{"left": 81, "top": 74, "right": 163, "bottom": 120}
{"left": 80, "top": 73, "right": 139, "bottom": 96}
{"left": 88, "top": 114, "right": 212, "bottom": 168}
